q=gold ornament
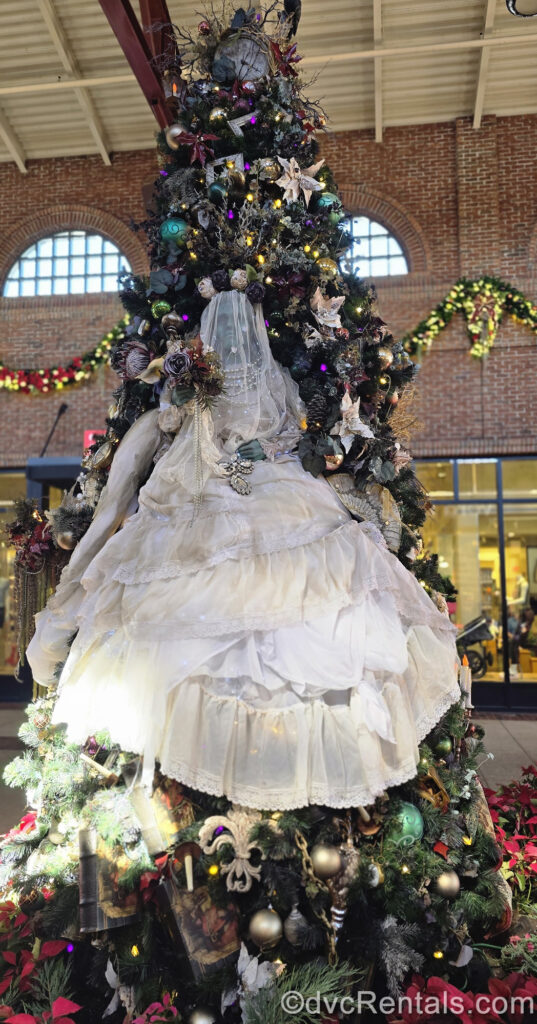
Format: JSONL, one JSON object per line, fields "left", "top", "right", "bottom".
{"left": 283, "top": 903, "right": 310, "bottom": 946}
{"left": 315, "top": 256, "right": 339, "bottom": 278}
{"left": 311, "top": 843, "right": 342, "bottom": 880}
{"left": 435, "top": 869, "right": 460, "bottom": 899}
{"left": 88, "top": 440, "right": 115, "bottom": 471}
{"left": 188, "top": 1010, "right": 217, "bottom": 1024}
{"left": 208, "top": 106, "right": 227, "bottom": 123}
{"left": 161, "top": 310, "right": 183, "bottom": 338}
{"left": 165, "top": 122, "right": 187, "bottom": 149}
{"left": 56, "top": 529, "right": 76, "bottom": 551}
{"left": 228, "top": 168, "right": 246, "bottom": 194}
{"left": 325, "top": 453, "right": 344, "bottom": 472}
{"left": 258, "top": 157, "right": 280, "bottom": 182}
{"left": 377, "top": 345, "right": 394, "bottom": 369}
{"left": 249, "top": 907, "right": 283, "bottom": 949}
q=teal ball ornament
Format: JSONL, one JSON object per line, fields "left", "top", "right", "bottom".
{"left": 393, "top": 801, "right": 424, "bottom": 845}
{"left": 160, "top": 217, "right": 188, "bottom": 245}
{"left": 316, "top": 190, "right": 342, "bottom": 211}
{"left": 208, "top": 180, "right": 228, "bottom": 205}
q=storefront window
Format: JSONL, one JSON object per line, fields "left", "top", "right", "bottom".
{"left": 422, "top": 503, "right": 502, "bottom": 682}
{"left": 0, "top": 472, "right": 26, "bottom": 676}
{"left": 503, "top": 504, "right": 537, "bottom": 683}
{"left": 414, "top": 461, "right": 454, "bottom": 499}
{"left": 502, "top": 460, "right": 537, "bottom": 499}
{"left": 458, "top": 459, "right": 497, "bottom": 500}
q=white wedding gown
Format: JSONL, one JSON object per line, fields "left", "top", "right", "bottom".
{"left": 28, "top": 292, "right": 459, "bottom": 810}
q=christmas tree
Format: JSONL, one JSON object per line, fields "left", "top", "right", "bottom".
{"left": 0, "top": 5, "right": 522, "bottom": 1023}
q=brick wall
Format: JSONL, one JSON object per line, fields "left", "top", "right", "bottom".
{"left": 1, "top": 116, "right": 537, "bottom": 466}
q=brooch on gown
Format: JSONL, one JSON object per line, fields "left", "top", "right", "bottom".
{"left": 221, "top": 453, "right": 255, "bottom": 495}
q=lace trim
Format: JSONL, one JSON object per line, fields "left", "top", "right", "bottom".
{"left": 109, "top": 518, "right": 346, "bottom": 585}
{"left": 160, "top": 686, "right": 461, "bottom": 809}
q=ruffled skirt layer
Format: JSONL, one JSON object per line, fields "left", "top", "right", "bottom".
{"left": 49, "top": 458, "right": 460, "bottom": 809}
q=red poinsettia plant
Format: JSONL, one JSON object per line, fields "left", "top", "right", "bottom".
{"left": 0, "top": 902, "right": 70, "bottom": 1011}
{"left": 3, "top": 997, "right": 81, "bottom": 1024}
{"left": 485, "top": 765, "right": 537, "bottom": 893}
{"left": 133, "top": 993, "right": 178, "bottom": 1023}
{"left": 391, "top": 973, "right": 537, "bottom": 1024}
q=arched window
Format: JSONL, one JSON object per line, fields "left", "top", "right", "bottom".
{"left": 2, "top": 230, "right": 131, "bottom": 297}
{"left": 340, "top": 216, "right": 408, "bottom": 278}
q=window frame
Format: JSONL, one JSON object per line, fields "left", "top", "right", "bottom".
{"left": 340, "top": 214, "right": 409, "bottom": 278}
{"left": 2, "top": 230, "right": 131, "bottom": 298}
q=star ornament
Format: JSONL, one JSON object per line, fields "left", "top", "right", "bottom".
{"left": 310, "top": 286, "right": 345, "bottom": 329}
{"left": 275, "top": 156, "right": 325, "bottom": 206}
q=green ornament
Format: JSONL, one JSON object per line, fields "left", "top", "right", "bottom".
{"left": 208, "top": 180, "right": 228, "bottom": 205}
{"left": 434, "top": 737, "right": 452, "bottom": 757}
{"left": 160, "top": 217, "right": 189, "bottom": 244}
{"left": 329, "top": 208, "right": 345, "bottom": 226}
{"left": 151, "top": 299, "right": 172, "bottom": 319}
{"left": 393, "top": 801, "right": 424, "bottom": 845}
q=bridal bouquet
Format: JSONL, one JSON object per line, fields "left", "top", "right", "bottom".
{"left": 139, "top": 337, "right": 225, "bottom": 409}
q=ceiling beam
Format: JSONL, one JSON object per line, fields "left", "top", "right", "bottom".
{"left": 98, "top": 0, "right": 171, "bottom": 130}
{"left": 0, "top": 106, "right": 26, "bottom": 173}
{"left": 36, "top": 0, "right": 111, "bottom": 165}
{"left": 299, "top": 28, "right": 537, "bottom": 65}
{"left": 0, "top": 75, "right": 134, "bottom": 97}
{"left": 139, "top": 0, "right": 177, "bottom": 60}
{"left": 373, "top": 0, "right": 383, "bottom": 143}
{"left": 473, "top": 0, "right": 497, "bottom": 129}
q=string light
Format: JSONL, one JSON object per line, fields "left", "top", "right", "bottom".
{"left": 246, "top": 236, "right": 253, "bottom": 246}
{"left": 131, "top": 945, "right": 140, "bottom": 957}
{"left": 257, "top": 254, "right": 265, "bottom": 265}
{"left": 208, "top": 864, "right": 219, "bottom": 876}
{"left": 273, "top": 199, "right": 282, "bottom": 208}
{"left": 462, "top": 835, "right": 473, "bottom": 846}
{"left": 246, "top": 192, "right": 255, "bottom": 202}
{"left": 226, "top": 160, "right": 235, "bottom": 168}
{"left": 356, "top": 305, "right": 363, "bottom": 313}
{"left": 189, "top": 252, "right": 198, "bottom": 260}
{"left": 312, "top": 250, "right": 320, "bottom": 258}
{"left": 265, "top": 276, "right": 273, "bottom": 284}
{"left": 303, "top": 244, "right": 311, "bottom": 253}
{"left": 433, "top": 950, "right": 444, "bottom": 960}
{"left": 401, "top": 864, "right": 410, "bottom": 874}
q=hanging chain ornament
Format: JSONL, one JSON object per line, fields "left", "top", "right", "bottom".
{"left": 295, "top": 829, "right": 338, "bottom": 964}
{"left": 506, "top": 1, "right": 537, "bottom": 14}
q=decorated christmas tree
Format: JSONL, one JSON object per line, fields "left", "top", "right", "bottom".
{"left": 0, "top": 5, "right": 526, "bottom": 1023}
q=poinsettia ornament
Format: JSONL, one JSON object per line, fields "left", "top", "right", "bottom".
{"left": 275, "top": 156, "right": 324, "bottom": 206}
{"left": 310, "top": 287, "right": 345, "bottom": 330}
{"left": 331, "top": 392, "right": 374, "bottom": 452}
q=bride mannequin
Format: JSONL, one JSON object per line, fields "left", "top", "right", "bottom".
{"left": 28, "top": 290, "right": 459, "bottom": 810}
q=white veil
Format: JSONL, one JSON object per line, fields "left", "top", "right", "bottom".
{"left": 158, "top": 290, "right": 304, "bottom": 497}
{"left": 200, "top": 290, "right": 304, "bottom": 454}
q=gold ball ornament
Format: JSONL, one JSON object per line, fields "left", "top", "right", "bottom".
{"left": 249, "top": 907, "right": 283, "bottom": 949}
{"left": 227, "top": 168, "right": 246, "bottom": 194}
{"left": 435, "top": 870, "right": 460, "bottom": 899}
{"left": 311, "top": 843, "right": 343, "bottom": 879}
{"left": 56, "top": 530, "right": 77, "bottom": 551}
{"left": 315, "top": 256, "right": 339, "bottom": 278}
{"left": 165, "top": 122, "right": 187, "bottom": 150}
{"left": 188, "top": 1010, "right": 217, "bottom": 1024}
{"left": 258, "top": 157, "right": 280, "bottom": 182}
{"left": 208, "top": 106, "right": 227, "bottom": 124}
{"left": 325, "top": 453, "right": 344, "bottom": 472}
{"left": 376, "top": 346, "right": 394, "bottom": 369}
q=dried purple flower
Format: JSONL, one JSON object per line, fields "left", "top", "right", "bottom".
{"left": 245, "top": 281, "right": 266, "bottom": 305}
{"left": 211, "top": 269, "right": 231, "bottom": 292}
{"left": 163, "top": 348, "right": 192, "bottom": 383}
{"left": 117, "top": 341, "right": 152, "bottom": 380}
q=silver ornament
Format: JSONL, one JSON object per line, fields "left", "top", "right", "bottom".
{"left": 249, "top": 907, "right": 283, "bottom": 949}
{"left": 283, "top": 903, "right": 309, "bottom": 946}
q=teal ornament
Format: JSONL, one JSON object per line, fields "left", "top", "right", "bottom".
{"left": 151, "top": 299, "right": 171, "bottom": 319}
{"left": 393, "top": 801, "right": 424, "bottom": 845}
{"left": 208, "top": 180, "right": 228, "bottom": 205}
{"left": 316, "top": 191, "right": 342, "bottom": 210}
{"left": 160, "top": 217, "right": 188, "bottom": 244}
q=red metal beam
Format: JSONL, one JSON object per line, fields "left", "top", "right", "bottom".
{"left": 139, "top": 0, "right": 178, "bottom": 60}
{"left": 98, "top": 0, "right": 171, "bottom": 129}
